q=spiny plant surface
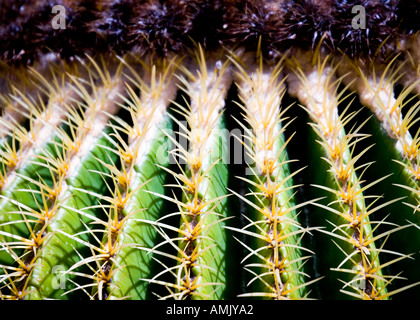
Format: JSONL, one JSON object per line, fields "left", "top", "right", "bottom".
{"left": 1, "top": 0, "right": 420, "bottom": 300}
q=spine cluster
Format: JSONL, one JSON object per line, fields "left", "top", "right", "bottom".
{"left": 229, "top": 53, "right": 316, "bottom": 299}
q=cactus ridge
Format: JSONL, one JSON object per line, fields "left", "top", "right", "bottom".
{"left": 223, "top": 52, "right": 321, "bottom": 299}
{"left": 140, "top": 48, "right": 233, "bottom": 300}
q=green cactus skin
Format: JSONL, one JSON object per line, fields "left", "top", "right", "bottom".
{"left": 143, "top": 50, "right": 234, "bottom": 300}
{"left": 0, "top": 60, "right": 126, "bottom": 299}
{"left": 284, "top": 50, "right": 417, "bottom": 300}
{"left": 225, "top": 55, "right": 320, "bottom": 299}
{"left": 1, "top": 48, "right": 420, "bottom": 300}
{"left": 0, "top": 132, "right": 63, "bottom": 263}
{"left": 179, "top": 114, "right": 231, "bottom": 300}
{"left": 0, "top": 69, "right": 78, "bottom": 283}
{"left": 105, "top": 115, "right": 173, "bottom": 300}
{"left": 93, "top": 62, "right": 178, "bottom": 299}
{"left": 349, "top": 103, "right": 420, "bottom": 298}
{"left": 25, "top": 129, "right": 120, "bottom": 299}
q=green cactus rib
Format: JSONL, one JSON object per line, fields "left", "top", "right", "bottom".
{"left": 24, "top": 130, "right": 120, "bottom": 299}
{"left": 143, "top": 49, "right": 233, "bottom": 300}
{"left": 107, "top": 65, "right": 177, "bottom": 300}
{"left": 0, "top": 66, "right": 42, "bottom": 139}
{"left": 108, "top": 114, "right": 173, "bottom": 300}
{"left": 353, "top": 101, "right": 420, "bottom": 297}
{"left": 333, "top": 56, "right": 420, "bottom": 297}
{"left": 335, "top": 57, "right": 420, "bottom": 200}
{"left": 58, "top": 58, "right": 179, "bottom": 300}
{"left": 0, "top": 59, "right": 126, "bottom": 299}
{"left": 0, "top": 70, "right": 79, "bottom": 268}
{"left": 25, "top": 76, "right": 125, "bottom": 299}
{"left": 225, "top": 55, "right": 320, "bottom": 299}
{"left": 0, "top": 131, "right": 63, "bottom": 264}
{"left": 285, "top": 51, "right": 414, "bottom": 299}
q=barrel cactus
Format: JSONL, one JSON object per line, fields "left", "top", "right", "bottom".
{"left": 1, "top": 0, "right": 420, "bottom": 301}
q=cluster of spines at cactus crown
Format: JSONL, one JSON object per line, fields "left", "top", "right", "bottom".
{"left": 0, "top": 0, "right": 419, "bottom": 66}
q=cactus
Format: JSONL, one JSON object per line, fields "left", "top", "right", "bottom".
{"left": 1, "top": 0, "right": 420, "bottom": 301}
